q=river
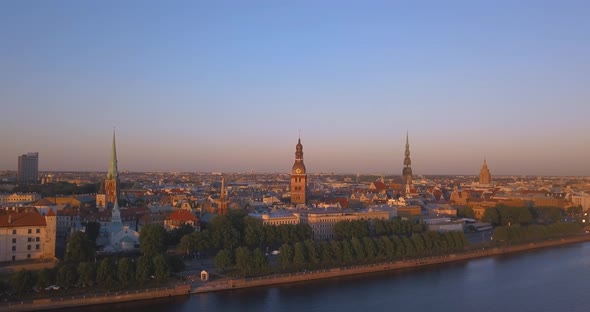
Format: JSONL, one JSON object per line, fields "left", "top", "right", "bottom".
{"left": 67, "top": 242, "right": 590, "bottom": 312}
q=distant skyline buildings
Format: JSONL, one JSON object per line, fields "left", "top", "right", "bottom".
{"left": 1, "top": 2, "right": 589, "bottom": 176}
{"left": 1, "top": 131, "right": 588, "bottom": 176}
{"left": 17, "top": 152, "right": 38, "bottom": 184}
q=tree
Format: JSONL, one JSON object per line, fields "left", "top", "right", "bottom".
{"left": 178, "top": 234, "right": 194, "bottom": 256}
{"left": 411, "top": 234, "right": 426, "bottom": 256}
{"left": 11, "top": 269, "right": 35, "bottom": 295}
{"left": 457, "top": 206, "right": 475, "bottom": 219}
{"left": 215, "top": 249, "right": 233, "bottom": 272}
{"left": 234, "top": 247, "right": 253, "bottom": 276}
{"left": 340, "top": 240, "right": 354, "bottom": 264}
{"left": 136, "top": 256, "right": 153, "bottom": 284}
{"left": 117, "top": 258, "right": 135, "bottom": 286}
{"left": 96, "top": 258, "right": 116, "bottom": 289}
{"left": 319, "top": 242, "right": 334, "bottom": 267}
{"left": 362, "top": 237, "right": 377, "bottom": 260}
{"left": 65, "top": 231, "right": 96, "bottom": 263}
{"left": 351, "top": 237, "right": 366, "bottom": 261}
{"left": 535, "top": 207, "right": 562, "bottom": 224}
{"left": 167, "top": 224, "right": 195, "bottom": 246}
{"left": 153, "top": 255, "right": 170, "bottom": 282}
{"left": 517, "top": 208, "right": 534, "bottom": 225}
{"left": 244, "top": 217, "right": 265, "bottom": 248}
{"left": 36, "top": 268, "right": 52, "bottom": 289}
{"left": 277, "top": 244, "right": 294, "bottom": 269}
{"left": 330, "top": 240, "right": 343, "bottom": 263}
{"left": 77, "top": 262, "right": 96, "bottom": 287}
{"left": 167, "top": 255, "right": 186, "bottom": 273}
{"left": 140, "top": 224, "right": 167, "bottom": 257}
{"left": 304, "top": 240, "right": 319, "bottom": 266}
{"left": 482, "top": 208, "right": 500, "bottom": 225}
{"left": 85, "top": 222, "right": 101, "bottom": 247}
{"left": 293, "top": 242, "right": 307, "bottom": 269}
{"left": 57, "top": 264, "right": 77, "bottom": 289}
{"left": 209, "top": 215, "right": 240, "bottom": 250}
{"left": 252, "top": 248, "right": 267, "bottom": 274}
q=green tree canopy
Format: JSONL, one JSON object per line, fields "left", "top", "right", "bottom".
{"left": 84, "top": 222, "right": 101, "bottom": 246}
{"left": 140, "top": 224, "right": 167, "bottom": 257}
{"left": 214, "top": 249, "right": 233, "bottom": 272}
{"left": 136, "top": 256, "right": 154, "bottom": 283}
{"left": 96, "top": 258, "right": 116, "bottom": 289}
{"left": 117, "top": 258, "right": 135, "bottom": 286}
{"left": 57, "top": 264, "right": 77, "bottom": 289}
{"left": 65, "top": 231, "right": 96, "bottom": 263}
{"left": 11, "top": 270, "right": 35, "bottom": 295}
{"left": 77, "top": 262, "right": 96, "bottom": 287}
{"left": 153, "top": 255, "right": 170, "bottom": 282}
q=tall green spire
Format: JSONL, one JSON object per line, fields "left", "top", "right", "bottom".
{"left": 107, "top": 130, "right": 118, "bottom": 179}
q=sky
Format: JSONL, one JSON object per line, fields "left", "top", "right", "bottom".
{"left": 1, "top": 1, "right": 589, "bottom": 176}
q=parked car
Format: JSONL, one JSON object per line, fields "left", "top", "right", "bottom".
{"left": 45, "top": 285, "right": 60, "bottom": 291}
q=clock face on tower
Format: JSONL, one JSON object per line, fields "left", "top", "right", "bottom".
{"left": 296, "top": 168, "right": 301, "bottom": 174}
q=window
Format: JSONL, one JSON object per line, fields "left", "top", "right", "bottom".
{"left": 27, "top": 245, "right": 31, "bottom": 250}
{"left": 36, "top": 229, "right": 40, "bottom": 234}
{"left": 36, "top": 237, "right": 40, "bottom": 242}
{"left": 28, "top": 237, "right": 32, "bottom": 242}
{"left": 12, "top": 246, "right": 16, "bottom": 252}
{"left": 28, "top": 229, "right": 32, "bottom": 234}
{"left": 12, "top": 256, "right": 15, "bottom": 261}
{"left": 36, "top": 244, "right": 40, "bottom": 250}
{"left": 12, "top": 229, "right": 16, "bottom": 235}
{"left": 27, "top": 254, "right": 31, "bottom": 259}
{"left": 12, "top": 238, "right": 16, "bottom": 244}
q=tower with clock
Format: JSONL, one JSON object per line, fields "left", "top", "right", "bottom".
{"left": 290, "top": 137, "right": 307, "bottom": 205}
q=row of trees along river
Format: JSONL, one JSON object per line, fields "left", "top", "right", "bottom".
{"left": 0, "top": 224, "right": 188, "bottom": 297}
{"left": 1, "top": 205, "right": 584, "bottom": 299}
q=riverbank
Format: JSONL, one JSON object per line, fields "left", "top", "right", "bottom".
{"left": 2, "top": 235, "right": 589, "bottom": 312}
{"left": 0, "top": 284, "right": 190, "bottom": 312}
{"left": 193, "top": 234, "right": 590, "bottom": 293}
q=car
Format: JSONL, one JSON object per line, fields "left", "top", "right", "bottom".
{"left": 45, "top": 285, "right": 60, "bottom": 291}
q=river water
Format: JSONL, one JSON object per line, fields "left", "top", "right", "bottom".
{"left": 70, "top": 242, "right": 590, "bottom": 312}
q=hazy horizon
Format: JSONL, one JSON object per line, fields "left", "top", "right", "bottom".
{"left": 1, "top": 1, "right": 589, "bottom": 176}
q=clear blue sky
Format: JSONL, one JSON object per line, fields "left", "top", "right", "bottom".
{"left": 1, "top": 1, "right": 589, "bottom": 175}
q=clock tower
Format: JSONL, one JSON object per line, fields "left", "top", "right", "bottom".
{"left": 290, "top": 137, "right": 307, "bottom": 205}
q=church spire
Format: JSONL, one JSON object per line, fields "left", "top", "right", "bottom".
{"left": 402, "top": 132, "right": 413, "bottom": 192}
{"left": 107, "top": 130, "right": 118, "bottom": 180}
{"left": 111, "top": 196, "right": 121, "bottom": 224}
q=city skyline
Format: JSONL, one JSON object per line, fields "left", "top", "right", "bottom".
{"left": 1, "top": 1, "right": 589, "bottom": 175}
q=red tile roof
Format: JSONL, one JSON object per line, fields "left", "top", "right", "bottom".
{"left": 166, "top": 210, "right": 198, "bottom": 222}
{"left": 46, "top": 208, "right": 56, "bottom": 217}
{"left": 0, "top": 211, "right": 47, "bottom": 227}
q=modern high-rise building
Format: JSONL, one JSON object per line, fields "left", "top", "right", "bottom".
{"left": 17, "top": 152, "right": 39, "bottom": 184}
{"left": 402, "top": 133, "right": 413, "bottom": 193}
{"left": 479, "top": 158, "right": 491, "bottom": 185}
{"left": 290, "top": 137, "right": 307, "bottom": 205}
